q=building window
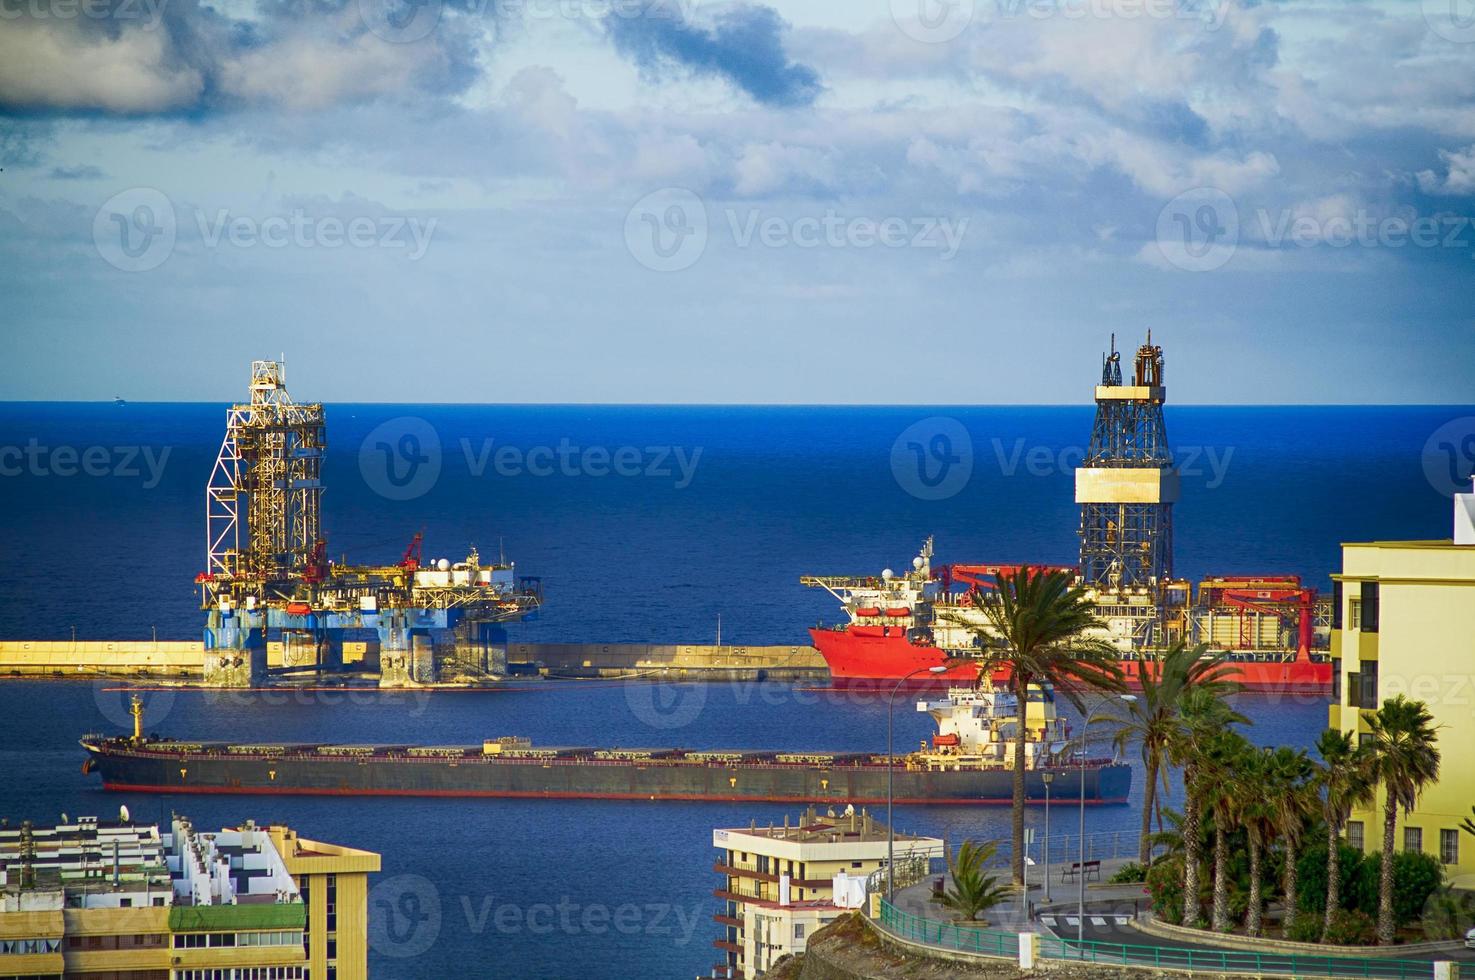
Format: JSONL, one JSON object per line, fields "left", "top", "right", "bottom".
{"left": 793, "top": 924, "right": 805, "bottom": 939}
{"left": 1331, "top": 661, "right": 1341, "bottom": 701}
{"left": 1441, "top": 829, "right": 1460, "bottom": 865}
{"left": 1359, "top": 662, "right": 1378, "bottom": 708}
{"left": 1347, "top": 821, "right": 1365, "bottom": 852}
{"left": 1359, "top": 581, "right": 1379, "bottom": 632}
{"left": 1348, "top": 598, "right": 1361, "bottom": 630}
{"left": 1404, "top": 827, "right": 1423, "bottom": 854}
{"left": 1347, "top": 672, "right": 1361, "bottom": 708}
{"left": 1332, "top": 581, "right": 1343, "bottom": 629}
{"left": 1359, "top": 733, "right": 1374, "bottom": 748}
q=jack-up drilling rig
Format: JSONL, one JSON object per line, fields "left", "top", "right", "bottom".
{"left": 194, "top": 360, "right": 541, "bottom": 687}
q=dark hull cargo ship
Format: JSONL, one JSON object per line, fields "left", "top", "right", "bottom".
{"left": 80, "top": 687, "right": 1132, "bottom": 805}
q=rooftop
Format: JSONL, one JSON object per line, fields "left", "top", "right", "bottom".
{"left": 715, "top": 806, "right": 939, "bottom": 847}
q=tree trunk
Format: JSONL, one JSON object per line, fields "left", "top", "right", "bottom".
{"left": 1246, "top": 836, "right": 1263, "bottom": 937}
{"left": 1139, "top": 754, "right": 1157, "bottom": 868}
{"left": 1182, "top": 763, "right": 1202, "bottom": 926}
{"left": 1323, "top": 817, "right": 1341, "bottom": 943}
{"left": 1281, "top": 837, "right": 1298, "bottom": 937}
{"left": 1378, "top": 794, "right": 1397, "bottom": 945}
{"left": 1011, "top": 673, "right": 1029, "bottom": 887}
{"left": 1211, "top": 816, "right": 1230, "bottom": 932}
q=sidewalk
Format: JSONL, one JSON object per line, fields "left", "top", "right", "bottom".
{"left": 890, "top": 855, "right": 1148, "bottom": 936}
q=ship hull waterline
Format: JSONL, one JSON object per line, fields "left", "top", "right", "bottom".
{"left": 810, "top": 628, "right": 1331, "bottom": 693}
{"left": 81, "top": 743, "right": 1131, "bottom": 806}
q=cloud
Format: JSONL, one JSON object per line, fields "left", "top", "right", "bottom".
{"left": 48, "top": 164, "right": 107, "bottom": 180}
{"left": 606, "top": 3, "right": 820, "bottom": 108}
{"left": 1417, "top": 145, "right": 1475, "bottom": 196}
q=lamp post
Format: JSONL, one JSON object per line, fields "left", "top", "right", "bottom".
{"left": 887, "top": 663, "right": 953, "bottom": 903}
{"left": 1076, "top": 693, "right": 1135, "bottom": 943}
{"left": 1041, "top": 771, "right": 1054, "bottom": 903}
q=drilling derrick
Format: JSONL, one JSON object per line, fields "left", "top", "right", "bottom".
{"left": 197, "top": 360, "right": 542, "bottom": 688}
{"left": 1075, "top": 334, "right": 1180, "bottom": 646}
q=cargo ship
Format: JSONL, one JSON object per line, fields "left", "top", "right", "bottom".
{"left": 81, "top": 691, "right": 1131, "bottom": 805}
{"left": 803, "top": 539, "right": 1332, "bottom": 692}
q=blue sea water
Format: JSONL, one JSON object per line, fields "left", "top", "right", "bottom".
{"left": 0, "top": 403, "right": 1470, "bottom": 978}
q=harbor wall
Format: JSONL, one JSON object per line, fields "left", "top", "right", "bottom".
{"left": 0, "top": 640, "right": 827, "bottom": 681}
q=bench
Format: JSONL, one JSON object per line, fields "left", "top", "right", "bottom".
{"left": 1060, "top": 860, "right": 1101, "bottom": 883}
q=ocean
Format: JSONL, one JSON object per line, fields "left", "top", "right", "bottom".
{"left": 0, "top": 403, "right": 1470, "bottom": 978}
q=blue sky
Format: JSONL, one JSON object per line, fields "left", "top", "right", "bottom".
{"left": 2, "top": 0, "right": 1474, "bottom": 403}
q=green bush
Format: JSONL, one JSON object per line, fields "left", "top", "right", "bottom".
{"left": 1283, "top": 912, "right": 1324, "bottom": 944}
{"left": 1350, "top": 851, "right": 1445, "bottom": 926}
{"left": 1322, "top": 908, "right": 1377, "bottom": 946}
{"left": 1295, "top": 840, "right": 1365, "bottom": 916}
{"left": 1421, "top": 888, "right": 1475, "bottom": 941}
{"left": 1146, "top": 857, "right": 1184, "bottom": 924}
{"left": 1108, "top": 862, "right": 1146, "bottom": 884}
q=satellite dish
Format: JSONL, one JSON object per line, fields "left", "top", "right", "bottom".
{"left": 119, "top": 805, "right": 131, "bottom": 823}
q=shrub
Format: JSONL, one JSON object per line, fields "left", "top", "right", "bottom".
{"left": 1322, "top": 908, "right": 1377, "bottom": 946}
{"left": 1283, "top": 912, "right": 1323, "bottom": 944}
{"left": 1295, "top": 840, "right": 1365, "bottom": 916}
{"left": 1421, "top": 888, "right": 1475, "bottom": 941}
{"left": 1109, "top": 862, "right": 1146, "bottom": 884}
{"left": 1350, "top": 851, "right": 1445, "bottom": 926}
{"left": 1146, "top": 857, "right": 1184, "bottom": 924}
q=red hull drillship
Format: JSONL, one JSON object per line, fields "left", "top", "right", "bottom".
{"left": 802, "top": 539, "right": 1333, "bottom": 694}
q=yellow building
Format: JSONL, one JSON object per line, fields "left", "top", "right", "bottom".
{"left": 267, "top": 825, "right": 380, "bottom": 980}
{"left": 1330, "top": 483, "right": 1475, "bottom": 887}
{"left": 0, "top": 814, "right": 378, "bottom": 980}
{"left": 708, "top": 807, "right": 944, "bottom": 979}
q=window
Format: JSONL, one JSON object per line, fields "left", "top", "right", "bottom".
{"left": 1347, "top": 820, "right": 1365, "bottom": 852}
{"left": 1359, "top": 733, "right": 1374, "bottom": 748}
{"left": 1404, "top": 827, "right": 1423, "bottom": 854}
{"left": 1349, "top": 598, "right": 1361, "bottom": 630}
{"left": 1347, "top": 672, "right": 1361, "bottom": 708}
{"left": 1331, "top": 661, "right": 1341, "bottom": 701}
{"left": 1332, "top": 581, "right": 1343, "bottom": 628}
{"left": 1359, "top": 662, "right": 1378, "bottom": 708}
{"left": 1360, "top": 581, "right": 1379, "bottom": 632}
{"left": 1442, "top": 829, "right": 1460, "bottom": 865}
{"left": 793, "top": 924, "right": 805, "bottom": 939}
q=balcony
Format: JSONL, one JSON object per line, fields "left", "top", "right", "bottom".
{"left": 713, "top": 915, "right": 742, "bottom": 928}
{"left": 714, "top": 940, "right": 742, "bottom": 953}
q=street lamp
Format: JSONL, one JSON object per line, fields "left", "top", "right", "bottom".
{"left": 887, "top": 662, "right": 954, "bottom": 903}
{"left": 1077, "top": 693, "right": 1135, "bottom": 943}
{"left": 1041, "top": 771, "right": 1055, "bottom": 903}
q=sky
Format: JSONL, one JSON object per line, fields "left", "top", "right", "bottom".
{"left": 2, "top": 0, "right": 1474, "bottom": 403}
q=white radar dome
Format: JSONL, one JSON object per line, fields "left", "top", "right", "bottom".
{"left": 912, "top": 556, "right": 925, "bottom": 569}
{"left": 881, "top": 568, "right": 894, "bottom": 580}
{"left": 437, "top": 558, "right": 451, "bottom": 571}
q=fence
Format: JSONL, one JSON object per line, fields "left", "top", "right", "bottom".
{"left": 874, "top": 900, "right": 1438, "bottom": 979}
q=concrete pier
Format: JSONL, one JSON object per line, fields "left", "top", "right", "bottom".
{"left": 0, "top": 639, "right": 829, "bottom": 683}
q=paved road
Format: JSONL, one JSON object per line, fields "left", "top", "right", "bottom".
{"left": 1034, "top": 899, "right": 1470, "bottom": 978}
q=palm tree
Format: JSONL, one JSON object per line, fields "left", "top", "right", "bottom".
{"left": 1111, "top": 642, "right": 1240, "bottom": 868}
{"left": 935, "top": 840, "right": 1011, "bottom": 924}
{"left": 1315, "top": 729, "right": 1374, "bottom": 942}
{"left": 1168, "top": 686, "right": 1247, "bottom": 927}
{"left": 1237, "top": 748, "right": 1275, "bottom": 937}
{"left": 970, "top": 567, "right": 1126, "bottom": 885}
{"left": 1201, "top": 729, "right": 1253, "bottom": 932}
{"left": 1261, "top": 745, "right": 1316, "bottom": 935}
{"left": 1365, "top": 696, "right": 1441, "bottom": 945}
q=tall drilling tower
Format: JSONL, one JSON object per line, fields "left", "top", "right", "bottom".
{"left": 1075, "top": 334, "right": 1179, "bottom": 641}
{"left": 197, "top": 360, "right": 541, "bottom": 688}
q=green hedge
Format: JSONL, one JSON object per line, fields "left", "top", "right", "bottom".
{"left": 169, "top": 902, "right": 306, "bottom": 932}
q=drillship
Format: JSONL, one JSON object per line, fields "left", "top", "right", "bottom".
{"left": 803, "top": 336, "right": 1332, "bottom": 693}
{"left": 81, "top": 693, "right": 1131, "bottom": 805}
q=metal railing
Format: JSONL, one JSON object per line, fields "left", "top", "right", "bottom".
{"left": 878, "top": 900, "right": 1019, "bottom": 959}
{"left": 875, "top": 901, "right": 1437, "bottom": 979}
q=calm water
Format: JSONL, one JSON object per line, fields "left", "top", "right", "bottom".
{"left": 0, "top": 403, "right": 1469, "bottom": 978}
